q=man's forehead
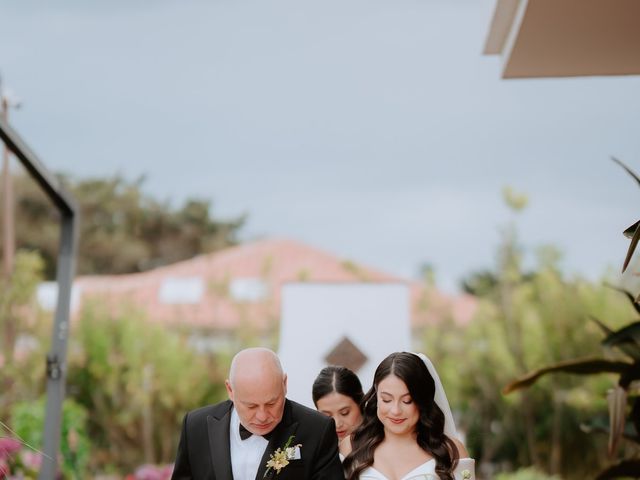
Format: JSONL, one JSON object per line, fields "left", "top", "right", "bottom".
{"left": 238, "top": 393, "right": 281, "bottom": 405}
{"left": 232, "top": 369, "right": 283, "bottom": 386}
{"left": 233, "top": 374, "right": 283, "bottom": 394}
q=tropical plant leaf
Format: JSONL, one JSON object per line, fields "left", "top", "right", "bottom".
{"left": 623, "top": 220, "right": 640, "bottom": 239}
{"left": 612, "top": 157, "right": 640, "bottom": 272}
{"left": 612, "top": 156, "right": 640, "bottom": 187}
{"left": 622, "top": 224, "right": 640, "bottom": 273}
{"left": 580, "top": 420, "right": 640, "bottom": 444}
{"left": 619, "top": 364, "right": 640, "bottom": 388}
{"left": 503, "top": 358, "right": 632, "bottom": 394}
{"left": 631, "top": 397, "right": 640, "bottom": 438}
{"left": 603, "top": 321, "right": 640, "bottom": 351}
{"left": 608, "top": 386, "right": 627, "bottom": 457}
{"left": 596, "top": 459, "right": 640, "bottom": 479}
{"left": 614, "top": 342, "right": 640, "bottom": 362}
{"left": 590, "top": 315, "right": 614, "bottom": 336}
{"left": 593, "top": 316, "right": 640, "bottom": 361}
{"left": 603, "top": 282, "right": 640, "bottom": 314}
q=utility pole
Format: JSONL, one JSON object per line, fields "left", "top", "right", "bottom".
{"left": 0, "top": 75, "right": 20, "bottom": 280}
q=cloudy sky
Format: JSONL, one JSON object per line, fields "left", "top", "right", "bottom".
{"left": 1, "top": 0, "right": 639, "bottom": 292}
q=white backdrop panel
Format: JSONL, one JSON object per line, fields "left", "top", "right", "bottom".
{"left": 278, "top": 282, "right": 411, "bottom": 407}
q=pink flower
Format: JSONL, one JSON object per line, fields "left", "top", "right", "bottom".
{"left": 0, "top": 458, "right": 10, "bottom": 477}
{"left": 134, "top": 464, "right": 163, "bottom": 480}
{"left": 21, "top": 449, "right": 43, "bottom": 471}
{"left": 161, "top": 465, "right": 174, "bottom": 477}
{"left": 0, "top": 437, "right": 22, "bottom": 460}
{"left": 133, "top": 464, "right": 174, "bottom": 480}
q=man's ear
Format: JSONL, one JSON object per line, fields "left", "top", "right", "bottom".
{"left": 225, "top": 379, "right": 234, "bottom": 401}
{"left": 283, "top": 373, "right": 288, "bottom": 396}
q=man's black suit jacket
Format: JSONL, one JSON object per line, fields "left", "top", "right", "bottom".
{"left": 171, "top": 399, "right": 345, "bottom": 480}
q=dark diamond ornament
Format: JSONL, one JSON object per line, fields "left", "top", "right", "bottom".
{"left": 324, "top": 336, "right": 368, "bottom": 373}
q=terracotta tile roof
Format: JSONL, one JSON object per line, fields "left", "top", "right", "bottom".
{"left": 73, "top": 238, "right": 476, "bottom": 330}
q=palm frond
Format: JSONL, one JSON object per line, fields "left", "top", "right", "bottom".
{"left": 503, "top": 358, "right": 631, "bottom": 395}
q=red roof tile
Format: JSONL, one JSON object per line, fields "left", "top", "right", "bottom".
{"left": 73, "top": 238, "right": 476, "bottom": 330}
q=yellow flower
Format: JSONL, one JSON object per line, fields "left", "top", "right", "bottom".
{"left": 264, "top": 435, "right": 302, "bottom": 477}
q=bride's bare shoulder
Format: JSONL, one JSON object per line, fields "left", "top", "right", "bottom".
{"left": 452, "top": 438, "right": 469, "bottom": 458}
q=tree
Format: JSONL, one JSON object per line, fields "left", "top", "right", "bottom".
{"left": 4, "top": 172, "right": 245, "bottom": 278}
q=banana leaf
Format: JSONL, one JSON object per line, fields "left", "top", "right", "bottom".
{"left": 503, "top": 358, "right": 631, "bottom": 395}
{"left": 596, "top": 459, "right": 640, "bottom": 479}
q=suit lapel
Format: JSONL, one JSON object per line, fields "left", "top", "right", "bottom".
{"left": 207, "top": 404, "right": 234, "bottom": 480}
{"left": 255, "top": 401, "right": 299, "bottom": 480}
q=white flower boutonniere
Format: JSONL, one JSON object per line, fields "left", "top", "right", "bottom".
{"left": 263, "top": 435, "right": 302, "bottom": 477}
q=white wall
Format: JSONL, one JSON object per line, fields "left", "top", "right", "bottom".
{"left": 278, "top": 282, "right": 411, "bottom": 407}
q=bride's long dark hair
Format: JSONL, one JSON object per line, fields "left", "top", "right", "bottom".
{"left": 343, "top": 352, "right": 459, "bottom": 480}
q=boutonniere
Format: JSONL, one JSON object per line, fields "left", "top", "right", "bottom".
{"left": 263, "top": 435, "right": 302, "bottom": 477}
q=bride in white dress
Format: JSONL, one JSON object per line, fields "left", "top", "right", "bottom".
{"left": 342, "top": 352, "right": 475, "bottom": 480}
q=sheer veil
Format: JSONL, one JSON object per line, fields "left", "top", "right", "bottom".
{"left": 413, "top": 352, "right": 458, "bottom": 440}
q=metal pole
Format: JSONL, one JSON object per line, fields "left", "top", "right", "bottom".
{"left": 39, "top": 213, "right": 77, "bottom": 480}
{"left": 1, "top": 96, "right": 14, "bottom": 279}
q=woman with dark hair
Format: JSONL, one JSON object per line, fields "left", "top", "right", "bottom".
{"left": 312, "top": 365, "right": 364, "bottom": 457}
{"left": 342, "top": 352, "right": 475, "bottom": 480}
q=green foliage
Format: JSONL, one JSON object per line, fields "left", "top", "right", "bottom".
{"left": 423, "top": 193, "right": 631, "bottom": 478}
{"left": 8, "top": 172, "right": 244, "bottom": 278}
{"left": 9, "top": 398, "right": 91, "bottom": 479}
{"left": 495, "top": 467, "right": 562, "bottom": 480}
{"left": 500, "top": 161, "right": 640, "bottom": 479}
{"left": 445, "top": 271, "right": 621, "bottom": 476}
{"left": 66, "top": 301, "right": 229, "bottom": 472}
{"left": 0, "top": 250, "right": 47, "bottom": 418}
{"left": 0, "top": 250, "right": 45, "bottom": 359}
{"left": 0, "top": 249, "right": 44, "bottom": 306}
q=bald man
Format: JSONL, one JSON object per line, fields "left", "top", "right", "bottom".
{"left": 171, "top": 348, "right": 344, "bottom": 480}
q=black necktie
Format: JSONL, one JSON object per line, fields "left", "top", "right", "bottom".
{"left": 239, "top": 423, "right": 274, "bottom": 441}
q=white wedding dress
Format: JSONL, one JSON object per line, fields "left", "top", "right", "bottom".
{"left": 359, "top": 457, "right": 476, "bottom": 480}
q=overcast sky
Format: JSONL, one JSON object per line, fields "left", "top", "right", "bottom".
{"left": 1, "top": 0, "right": 639, "bottom": 292}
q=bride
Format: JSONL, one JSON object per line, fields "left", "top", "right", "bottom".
{"left": 342, "top": 352, "right": 475, "bottom": 480}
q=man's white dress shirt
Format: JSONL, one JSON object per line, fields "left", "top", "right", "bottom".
{"left": 229, "top": 408, "right": 270, "bottom": 480}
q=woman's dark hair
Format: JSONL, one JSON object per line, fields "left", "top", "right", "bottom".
{"left": 343, "top": 352, "right": 459, "bottom": 480}
{"left": 312, "top": 365, "right": 364, "bottom": 409}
